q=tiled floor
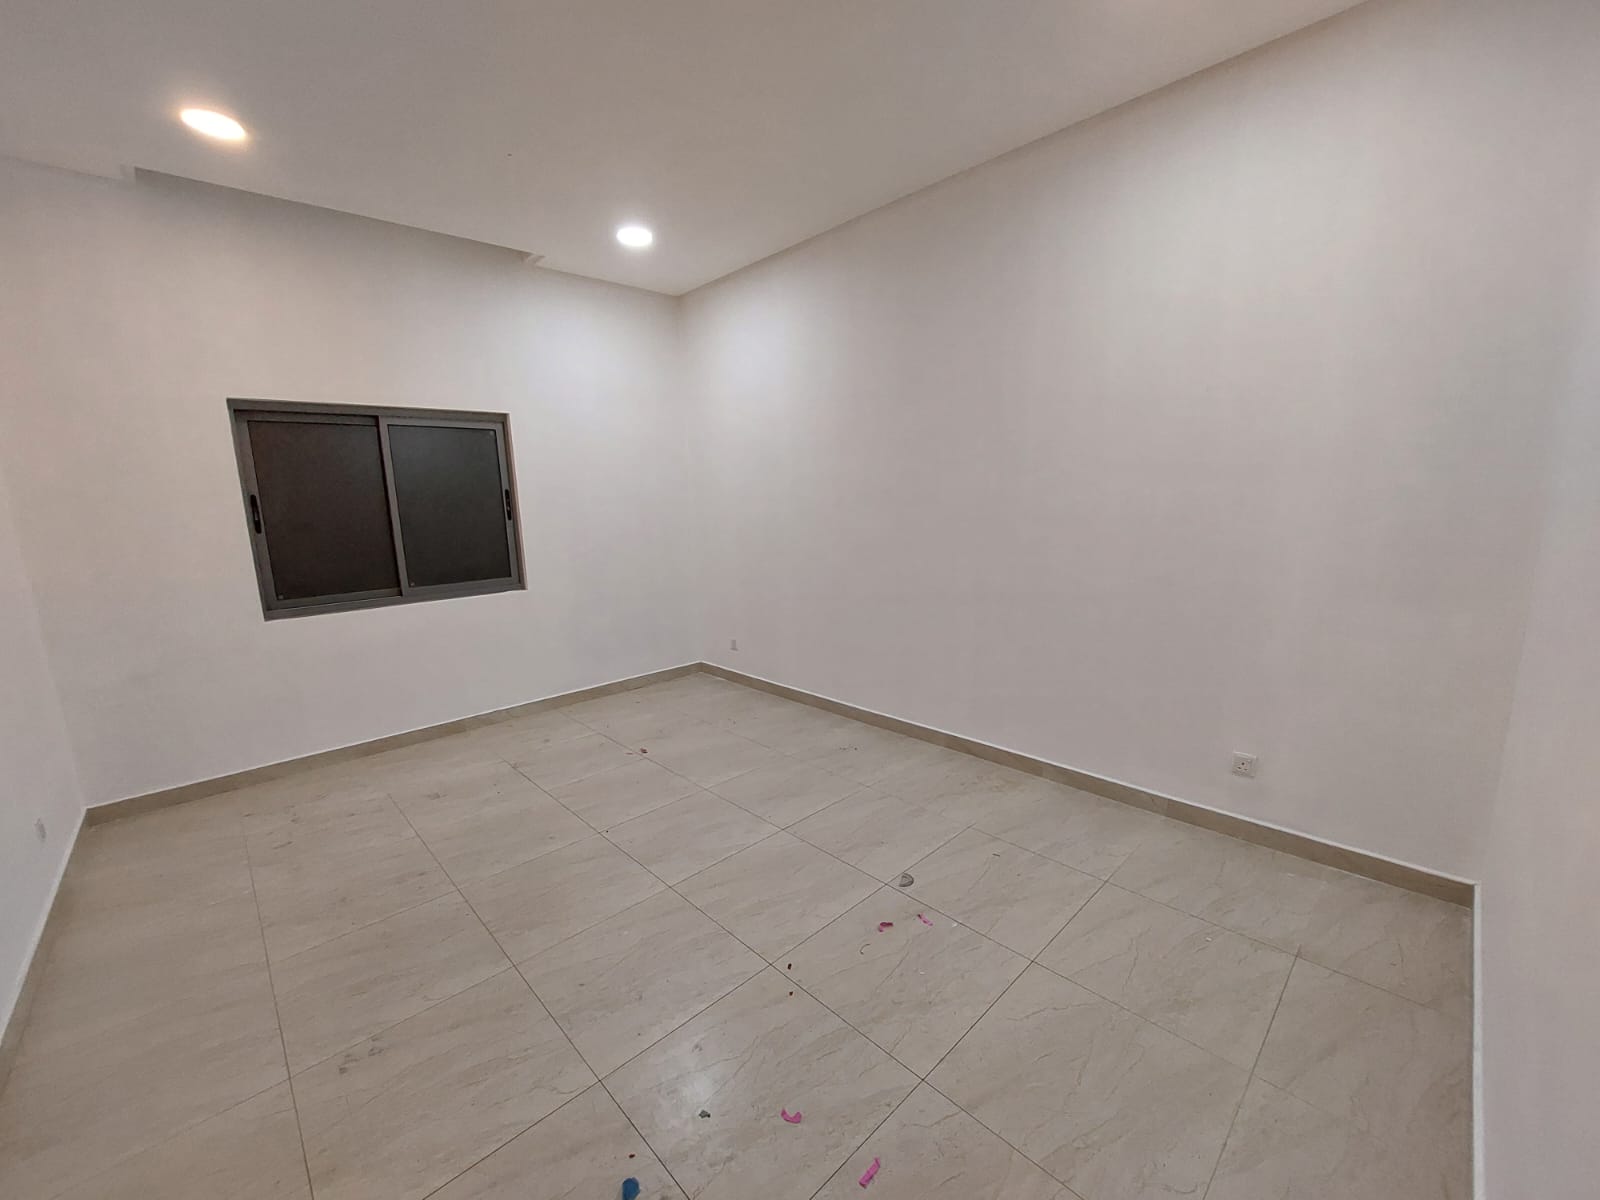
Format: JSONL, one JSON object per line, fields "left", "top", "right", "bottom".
{"left": 0, "top": 672, "right": 1473, "bottom": 1200}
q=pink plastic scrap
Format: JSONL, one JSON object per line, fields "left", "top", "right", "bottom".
{"left": 780, "top": 1108, "right": 803, "bottom": 1124}
{"left": 858, "top": 1157, "right": 881, "bottom": 1188}
{"left": 877, "top": 921, "right": 894, "bottom": 932}
{"left": 916, "top": 913, "right": 933, "bottom": 926}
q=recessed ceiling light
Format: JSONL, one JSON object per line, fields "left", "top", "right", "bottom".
{"left": 616, "top": 224, "right": 654, "bottom": 249}
{"left": 180, "top": 108, "right": 248, "bottom": 142}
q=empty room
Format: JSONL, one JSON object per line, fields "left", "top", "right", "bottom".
{"left": 1, "top": 0, "right": 1596, "bottom": 1197}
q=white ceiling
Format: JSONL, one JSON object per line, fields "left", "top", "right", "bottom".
{"left": 0, "top": 0, "right": 1365, "bottom": 294}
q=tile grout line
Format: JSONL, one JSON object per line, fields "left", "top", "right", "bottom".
{"left": 241, "top": 814, "right": 319, "bottom": 1200}
{"left": 391, "top": 713, "right": 762, "bottom": 1199}
{"left": 979, "top": 817, "right": 1465, "bottom": 1018}
{"left": 440, "top": 686, "right": 1463, "bottom": 1190}
{"left": 1200, "top": 951, "right": 1300, "bottom": 1200}
{"left": 920, "top": 1075, "right": 1091, "bottom": 1200}
{"left": 1226, "top": 956, "right": 1460, "bottom": 1166}
{"left": 413, "top": 1082, "right": 598, "bottom": 1200}
{"left": 563, "top": 690, "right": 1272, "bottom": 1115}
{"left": 802, "top": 1081, "right": 923, "bottom": 1200}
{"left": 511, "top": 934, "right": 755, "bottom": 1198}
{"left": 164, "top": 680, "right": 1463, "bottom": 1199}
{"left": 32, "top": 820, "right": 301, "bottom": 1200}
{"left": 39, "top": 1076, "right": 301, "bottom": 1200}
{"left": 499, "top": 726, "right": 967, "bottom": 1177}
{"left": 309, "top": 701, "right": 1208, "bottom": 1195}
{"left": 256, "top": 794, "right": 520, "bottom": 1096}
{"left": 385, "top": 787, "right": 709, "bottom": 1200}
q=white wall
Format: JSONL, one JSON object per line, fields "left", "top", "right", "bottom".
{"left": 683, "top": 0, "right": 1600, "bottom": 877}
{"left": 0, "top": 158, "right": 698, "bottom": 807}
{"left": 0, "top": 461, "right": 84, "bottom": 1034}
{"left": 1480, "top": 204, "right": 1600, "bottom": 1196}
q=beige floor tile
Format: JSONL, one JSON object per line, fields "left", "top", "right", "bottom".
{"left": 688, "top": 689, "right": 809, "bottom": 733}
{"left": 295, "top": 971, "right": 594, "bottom": 1200}
{"left": 606, "top": 969, "right": 917, "bottom": 1200}
{"left": 66, "top": 802, "right": 252, "bottom": 916}
{"left": 1107, "top": 822, "right": 1337, "bottom": 950}
{"left": 550, "top": 757, "right": 701, "bottom": 829}
{"left": 250, "top": 811, "right": 454, "bottom": 961}
{"left": 1295, "top": 874, "right": 1472, "bottom": 1013}
{"left": 558, "top": 688, "right": 666, "bottom": 729}
{"left": 390, "top": 760, "right": 592, "bottom": 883}
{"left": 508, "top": 731, "right": 638, "bottom": 789}
{"left": 0, "top": 958, "right": 287, "bottom": 1199}
{"left": 520, "top": 890, "right": 764, "bottom": 1075}
{"left": 562, "top": 683, "right": 707, "bottom": 728}
{"left": 724, "top": 705, "right": 867, "bottom": 757}
{"left": 1255, "top": 961, "right": 1470, "bottom": 1198}
{"left": 929, "top": 965, "right": 1248, "bottom": 1200}
{"left": 1037, "top": 885, "right": 1293, "bottom": 1069}
{"left": 274, "top": 893, "right": 509, "bottom": 1072}
{"left": 55, "top": 1083, "right": 309, "bottom": 1200}
{"left": 677, "top": 832, "right": 880, "bottom": 960}
{"left": 1206, "top": 1078, "right": 1426, "bottom": 1200}
{"left": 791, "top": 788, "right": 966, "bottom": 882}
{"left": 353, "top": 730, "right": 512, "bottom": 781}
{"left": 3, "top": 675, "right": 1474, "bottom": 1200}
{"left": 808, "top": 726, "right": 954, "bottom": 785}
{"left": 430, "top": 1083, "right": 686, "bottom": 1200}
{"left": 905, "top": 829, "right": 1102, "bottom": 957}
{"left": 237, "top": 776, "right": 403, "bottom": 844}
{"left": 876, "top": 750, "right": 1055, "bottom": 826}
{"left": 23, "top": 892, "right": 268, "bottom": 1058}
{"left": 711, "top": 759, "right": 863, "bottom": 826}
{"left": 564, "top": 692, "right": 710, "bottom": 745}
{"left": 646, "top": 673, "right": 750, "bottom": 703}
{"left": 448, "top": 707, "right": 592, "bottom": 761}
{"left": 974, "top": 785, "right": 1171, "bottom": 879}
{"left": 784, "top": 888, "right": 1028, "bottom": 1075}
{"left": 461, "top": 835, "right": 665, "bottom": 963}
{"left": 605, "top": 791, "right": 780, "bottom": 883}
{"left": 61, "top": 840, "right": 252, "bottom": 924}
{"left": 73, "top": 796, "right": 246, "bottom": 865}
{"left": 815, "top": 1084, "right": 1070, "bottom": 1200}
{"left": 634, "top": 724, "right": 788, "bottom": 786}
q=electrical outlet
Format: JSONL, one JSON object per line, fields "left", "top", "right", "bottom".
{"left": 730, "top": 638, "right": 739, "bottom": 651}
{"left": 34, "top": 818, "right": 47, "bottom": 843}
{"left": 1230, "top": 752, "right": 1259, "bottom": 779}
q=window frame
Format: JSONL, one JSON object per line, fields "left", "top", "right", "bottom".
{"left": 228, "top": 398, "right": 525, "bottom": 620}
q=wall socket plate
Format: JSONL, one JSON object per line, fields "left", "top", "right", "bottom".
{"left": 34, "top": 818, "right": 48, "bottom": 843}
{"left": 729, "top": 638, "right": 739, "bottom": 651}
{"left": 1231, "top": 752, "right": 1259, "bottom": 778}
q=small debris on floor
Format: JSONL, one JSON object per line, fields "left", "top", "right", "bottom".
{"left": 698, "top": 1109, "right": 711, "bottom": 1119}
{"left": 916, "top": 913, "right": 933, "bottom": 926}
{"left": 897, "top": 873, "right": 914, "bottom": 887}
{"left": 858, "top": 1157, "right": 881, "bottom": 1188}
{"left": 622, "top": 1178, "right": 641, "bottom": 1200}
{"left": 781, "top": 1108, "right": 803, "bottom": 1124}
{"left": 628, "top": 1153, "right": 636, "bottom": 1159}
{"left": 877, "top": 921, "right": 894, "bottom": 932}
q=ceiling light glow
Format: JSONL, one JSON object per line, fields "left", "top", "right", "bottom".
{"left": 616, "top": 224, "right": 654, "bottom": 249}
{"left": 180, "top": 108, "right": 248, "bottom": 142}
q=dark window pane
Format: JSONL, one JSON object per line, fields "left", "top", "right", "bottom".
{"left": 387, "top": 423, "right": 513, "bottom": 588}
{"left": 248, "top": 418, "right": 400, "bottom": 601}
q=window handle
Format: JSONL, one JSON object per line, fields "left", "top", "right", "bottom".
{"left": 248, "top": 493, "right": 263, "bottom": 533}
{"left": 504, "top": 489, "right": 514, "bottom": 521}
